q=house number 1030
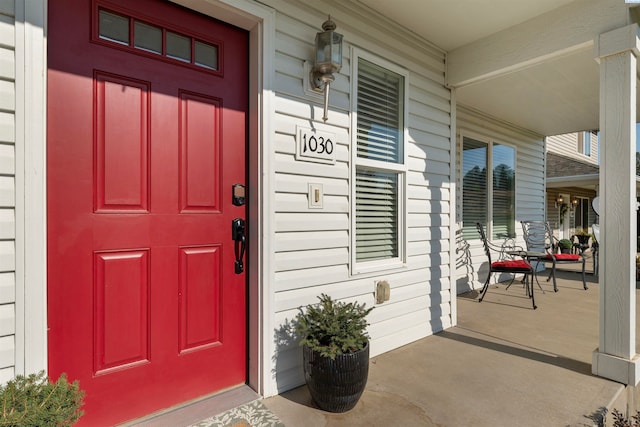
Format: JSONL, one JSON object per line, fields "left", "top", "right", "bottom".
{"left": 296, "top": 126, "right": 336, "bottom": 164}
{"left": 302, "top": 134, "right": 333, "bottom": 155}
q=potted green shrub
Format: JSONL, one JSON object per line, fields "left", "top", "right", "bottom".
{"left": 558, "top": 238, "right": 573, "bottom": 254}
{"left": 295, "top": 293, "right": 373, "bottom": 413}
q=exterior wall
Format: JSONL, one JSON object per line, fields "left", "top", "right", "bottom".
{"left": 547, "top": 132, "right": 598, "bottom": 165}
{"left": 0, "top": 0, "right": 15, "bottom": 384}
{"left": 455, "top": 106, "right": 546, "bottom": 294}
{"left": 264, "top": 0, "right": 454, "bottom": 393}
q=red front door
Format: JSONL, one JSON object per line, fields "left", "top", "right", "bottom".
{"left": 47, "top": 1, "right": 248, "bottom": 425}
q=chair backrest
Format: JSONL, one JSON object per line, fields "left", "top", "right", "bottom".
{"left": 475, "top": 222, "right": 493, "bottom": 264}
{"left": 521, "top": 220, "right": 552, "bottom": 252}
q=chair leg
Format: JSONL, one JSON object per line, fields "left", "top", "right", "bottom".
{"left": 546, "top": 259, "right": 558, "bottom": 292}
{"left": 478, "top": 274, "right": 491, "bottom": 302}
{"left": 527, "top": 274, "right": 537, "bottom": 310}
{"left": 532, "top": 260, "right": 545, "bottom": 294}
{"left": 581, "top": 258, "right": 587, "bottom": 290}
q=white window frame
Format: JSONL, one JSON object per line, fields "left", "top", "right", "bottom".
{"left": 460, "top": 132, "right": 518, "bottom": 241}
{"left": 350, "top": 48, "right": 409, "bottom": 275}
{"left": 578, "top": 131, "right": 592, "bottom": 157}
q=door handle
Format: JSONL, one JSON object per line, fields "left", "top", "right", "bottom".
{"left": 231, "top": 218, "right": 246, "bottom": 274}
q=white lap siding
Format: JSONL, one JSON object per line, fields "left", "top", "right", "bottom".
{"left": 264, "top": 0, "right": 452, "bottom": 393}
{"left": 0, "top": 0, "right": 15, "bottom": 384}
{"left": 455, "top": 106, "right": 545, "bottom": 294}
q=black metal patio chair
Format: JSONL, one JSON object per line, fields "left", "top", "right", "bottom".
{"left": 520, "top": 220, "right": 587, "bottom": 292}
{"left": 476, "top": 222, "right": 536, "bottom": 310}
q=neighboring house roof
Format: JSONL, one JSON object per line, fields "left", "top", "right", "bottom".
{"left": 546, "top": 151, "right": 599, "bottom": 190}
{"left": 546, "top": 152, "right": 599, "bottom": 179}
{"left": 546, "top": 151, "right": 640, "bottom": 192}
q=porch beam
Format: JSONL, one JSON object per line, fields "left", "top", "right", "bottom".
{"left": 592, "top": 23, "right": 640, "bottom": 386}
{"left": 447, "top": 0, "right": 629, "bottom": 88}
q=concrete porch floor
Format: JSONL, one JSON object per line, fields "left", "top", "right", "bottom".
{"left": 262, "top": 268, "right": 633, "bottom": 427}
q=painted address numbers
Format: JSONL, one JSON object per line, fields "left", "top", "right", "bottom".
{"left": 296, "top": 126, "right": 336, "bottom": 164}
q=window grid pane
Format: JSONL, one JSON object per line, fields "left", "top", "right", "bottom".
{"left": 99, "top": 10, "right": 129, "bottom": 45}
{"left": 355, "top": 169, "right": 398, "bottom": 262}
{"left": 195, "top": 41, "right": 218, "bottom": 70}
{"left": 492, "top": 144, "right": 515, "bottom": 239}
{"left": 462, "top": 138, "right": 488, "bottom": 240}
{"left": 134, "top": 21, "right": 162, "bottom": 54}
{"left": 166, "top": 31, "right": 191, "bottom": 63}
{"left": 356, "top": 59, "right": 403, "bottom": 163}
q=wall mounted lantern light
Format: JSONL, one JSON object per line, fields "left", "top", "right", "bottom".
{"left": 311, "top": 16, "right": 343, "bottom": 122}
{"left": 571, "top": 197, "right": 579, "bottom": 208}
{"left": 555, "top": 195, "right": 564, "bottom": 208}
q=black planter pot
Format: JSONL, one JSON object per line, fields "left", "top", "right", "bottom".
{"left": 576, "top": 235, "right": 590, "bottom": 245}
{"left": 302, "top": 341, "right": 369, "bottom": 413}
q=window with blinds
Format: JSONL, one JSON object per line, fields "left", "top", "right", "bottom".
{"left": 462, "top": 138, "right": 487, "bottom": 240}
{"left": 492, "top": 143, "right": 515, "bottom": 239}
{"left": 462, "top": 136, "right": 516, "bottom": 240}
{"left": 354, "top": 56, "right": 405, "bottom": 266}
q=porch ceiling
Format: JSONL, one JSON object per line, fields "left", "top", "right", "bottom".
{"left": 355, "top": 0, "right": 640, "bottom": 136}
{"left": 355, "top": 0, "right": 577, "bottom": 52}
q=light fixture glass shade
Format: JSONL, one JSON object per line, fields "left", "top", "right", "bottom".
{"left": 314, "top": 19, "right": 343, "bottom": 75}
{"left": 312, "top": 17, "right": 343, "bottom": 122}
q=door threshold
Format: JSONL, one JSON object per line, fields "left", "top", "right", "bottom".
{"left": 119, "top": 385, "right": 260, "bottom": 427}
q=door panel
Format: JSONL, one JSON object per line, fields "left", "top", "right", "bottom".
{"left": 94, "top": 250, "right": 150, "bottom": 373}
{"left": 95, "top": 73, "right": 150, "bottom": 212}
{"left": 179, "top": 92, "right": 221, "bottom": 211}
{"left": 179, "top": 246, "right": 222, "bottom": 352}
{"left": 47, "top": 1, "right": 248, "bottom": 425}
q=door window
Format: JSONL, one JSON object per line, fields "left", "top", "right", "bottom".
{"left": 97, "top": 8, "right": 220, "bottom": 73}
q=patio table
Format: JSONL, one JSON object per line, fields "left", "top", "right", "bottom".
{"left": 506, "top": 250, "right": 548, "bottom": 294}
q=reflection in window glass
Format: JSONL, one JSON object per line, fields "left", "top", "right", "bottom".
{"left": 492, "top": 144, "right": 515, "bottom": 239}
{"left": 462, "top": 137, "right": 516, "bottom": 240}
{"left": 134, "top": 21, "right": 162, "bottom": 54}
{"left": 167, "top": 32, "right": 191, "bottom": 62}
{"left": 195, "top": 41, "right": 218, "bottom": 70}
{"left": 99, "top": 10, "right": 129, "bottom": 45}
{"left": 462, "top": 138, "right": 488, "bottom": 240}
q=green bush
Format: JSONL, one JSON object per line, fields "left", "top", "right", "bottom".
{"left": 295, "top": 293, "right": 373, "bottom": 360}
{"left": 0, "top": 371, "right": 84, "bottom": 426}
{"left": 558, "top": 239, "right": 573, "bottom": 250}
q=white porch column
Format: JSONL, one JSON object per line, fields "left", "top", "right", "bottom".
{"left": 592, "top": 24, "right": 640, "bottom": 385}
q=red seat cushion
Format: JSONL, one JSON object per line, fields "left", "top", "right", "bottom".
{"left": 544, "top": 254, "right": 581, "bottom": 261}
{"left": 491, "top": 260, "right": 531, "bottom": 270}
